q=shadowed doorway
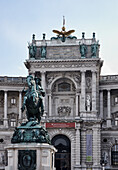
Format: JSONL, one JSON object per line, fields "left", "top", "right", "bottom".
{"left": 52, "top": 134, "right": 71, "bottom": 170}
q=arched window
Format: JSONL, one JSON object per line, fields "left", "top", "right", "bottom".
{"left": 58, "top": 82, "right": 71, "bottom": 92}
{"left": 52, "top": 135, "right": 71, "bottom": 170}
{"left": 111, "top": 144, "right": 118, "bottom": 165}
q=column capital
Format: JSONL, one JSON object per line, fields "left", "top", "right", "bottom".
{"left": 81, "top": 70, "right": 86, "bottom": 73}
{"left": 40, "top": 71, "right": 46, "bottom": 74}
{"left": 91, "top": 70, "right": 97, "bottom": 73}
{"left": 4, "top": 90, "right": 8, "bottom": 92}
{"left": 107, "top": 89, "right": 111, "bottom": 92}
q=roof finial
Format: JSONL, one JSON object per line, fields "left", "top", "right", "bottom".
{"left": 62, "top": 16, "right": 65, "bottom": 31}
{"left": 63, "top": 16, "right": 65, "bottom": 27}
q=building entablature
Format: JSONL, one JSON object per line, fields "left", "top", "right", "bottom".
{"left": 0, "top": 86, "right": 24, "bottom": 92}
{"left": 25, "top": 58, "right": 102, "bottom": 73}
{"left": 100, "top": 75, "right": 118, "bottom": 82}
{"left": 99, "top": 84, "right": 118, "bottom": 91}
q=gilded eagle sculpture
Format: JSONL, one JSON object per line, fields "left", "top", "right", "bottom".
{"left": 52, "top": 16, "right": 76, "bottom": 42}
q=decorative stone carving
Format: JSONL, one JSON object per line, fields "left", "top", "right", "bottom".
{"left": 86, "top": 77, "right": 91, "bottom": 89}
{"left": 46, "top": 74, "right": 55, "bottom": 85}
{"left": 58, "top": 106, "right": 71, "bottom": 116}
{"left": 18, "top": 150, "right": 36, "bottom": 170}
{"left": 11, "top": 121, "right": 51, "bottom": 144}
{"left": 33, "top": 61, "right": 98, "bottom": 69}
{"left": 73, "top": 73, "right": 81, "bottom": 85}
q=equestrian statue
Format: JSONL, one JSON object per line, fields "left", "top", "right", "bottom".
{"left": 11, "top": 75, "right": 50, "bottom": 144}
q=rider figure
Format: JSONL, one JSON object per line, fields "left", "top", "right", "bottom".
{"left": 21, "top": 75, "right": 45, "bottom": 123}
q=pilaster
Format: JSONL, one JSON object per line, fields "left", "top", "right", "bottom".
{"left": 100, "top": 90, "right": 103, "bottom": 118}
{"left": 18, "top": 91, "right": 22, "bottom": 122}
{"left": 41, "top": 71, "right": 46, "bottom": 109}
{"left": 49, "top": 94, "right": 52, "bottom": 117}
{"left": 107, "top": 89, "right": 111, "bottom": 127}
{"left": 75, "top": 123, "right": 80, "bottom": 166}
{"left": 4, "top": 90, "right": 8, "bottom": 127}
{"left": 76, "top": 93, "right": 79, "bottom": 117}
{"left": 92, "top": 71, "right": 97, "bottom": 112}
{"left": 80, "top": 71, "right": 86, "bottom": 113}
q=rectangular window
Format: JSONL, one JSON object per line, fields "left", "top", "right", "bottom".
{"left": 115, "top": 97, "right": 118, "bottom": 105}
{"left": 11, "top": 98, "right": 16, "bottom": 104}
{"left": 111, "top": 151, "right": 118, "bottom": 165}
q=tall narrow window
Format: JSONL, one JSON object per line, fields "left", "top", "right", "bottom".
{"left": 115, "top": 97, "right": 118, "bottom": 105}
{"left": 111, "top": 144, "right": 118, "bottom": 165}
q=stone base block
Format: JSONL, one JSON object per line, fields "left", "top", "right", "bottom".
{"left": 5, "top": 143, "right": 56, "bottom": 170}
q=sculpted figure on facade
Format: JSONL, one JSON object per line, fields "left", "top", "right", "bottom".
{"left": 40, "top": 46, "right": 47, "bottom": 59}
{"left": 91, "top": 42, "right": 98, "bottom": 57}
{"left": 28, "top": 43, "right": 37, "bottom": 58}
{"left": 80, "top": 43, "right": 87, "bottom": 58}
{"left": 86, "top": 94, "right": 91, "bottom": 111}
{"left": 86, "top": 77, "right": 91, "bottom": 89}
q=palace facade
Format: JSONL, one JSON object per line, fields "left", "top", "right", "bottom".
{"left": 0, "top": 28, "right": 118, "bottom": 170}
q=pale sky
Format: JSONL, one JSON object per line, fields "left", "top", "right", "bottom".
{"left": 0, "top": 0, "right": 118, "bottom": 76}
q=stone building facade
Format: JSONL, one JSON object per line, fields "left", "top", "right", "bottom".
{"left": 0, "top": 30, "right": 118, "bottom": 170}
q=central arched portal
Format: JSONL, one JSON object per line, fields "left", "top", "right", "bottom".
{"left": 51, "top": 135, "right": 71, "bottom": 170}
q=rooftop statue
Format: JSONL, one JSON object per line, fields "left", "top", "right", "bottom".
{"left": 11, "top": 75, "right": 50, "bottom": 144}
{"left": 28, "top": 43, "right": 37, "bottom": 58}
{"left": 80, "top": 43, "right": 87, "bottom": 58}
{"left": 51, "top": 16, "right": 76, "bottom": 42}
{"left": 91, "top": 42, "right": 98, "bottom": 57}
{"left": 40, "top": 46, "right": 47, "bottom": 59}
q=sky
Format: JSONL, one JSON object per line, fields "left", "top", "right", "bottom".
{"left": 0, "top": 0, "right": 118, "bottom": 77}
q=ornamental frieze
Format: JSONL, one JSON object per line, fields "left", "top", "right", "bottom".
{"left": 34, "top": 63, "right": 96, "bottom": 69}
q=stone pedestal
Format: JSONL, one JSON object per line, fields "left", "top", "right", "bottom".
{"left": 5, "top": 143, "right": 57, "bottom": 170}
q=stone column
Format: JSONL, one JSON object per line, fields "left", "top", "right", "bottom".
{"left": 49, "top": 94, "right": 52, "bottom": 117}
{"left": 76, "top": 93, "right": 79, "bottom": 116}
{"left": 107, "top": 89, "right": 111, "bottom": 127}
{"left": 4, "top": 90, "right": 8, "bottom": 127}
{"left": 41, "top": 71, "right": 46, "bottom": 109}
{"left": 19, "top": 91, "right": 22, "bottom": 121}
{"left": 100, "top": 90, "right": 103, "bottom": 118}
{"left": 75, "top": 123, "right": 80, "bottom": 166}
{"left": 92, "top": 71, "right": 97, "bottom": 112}
{"left": 80, "top": 71, "right": 86, "bottom": 112}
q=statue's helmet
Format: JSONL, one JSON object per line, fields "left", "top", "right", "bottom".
{"left": 27, "top": 75, "right": 33, "bottom": 80}
{"left": 26, "top": 75, "right": 34, "bottom": 88}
